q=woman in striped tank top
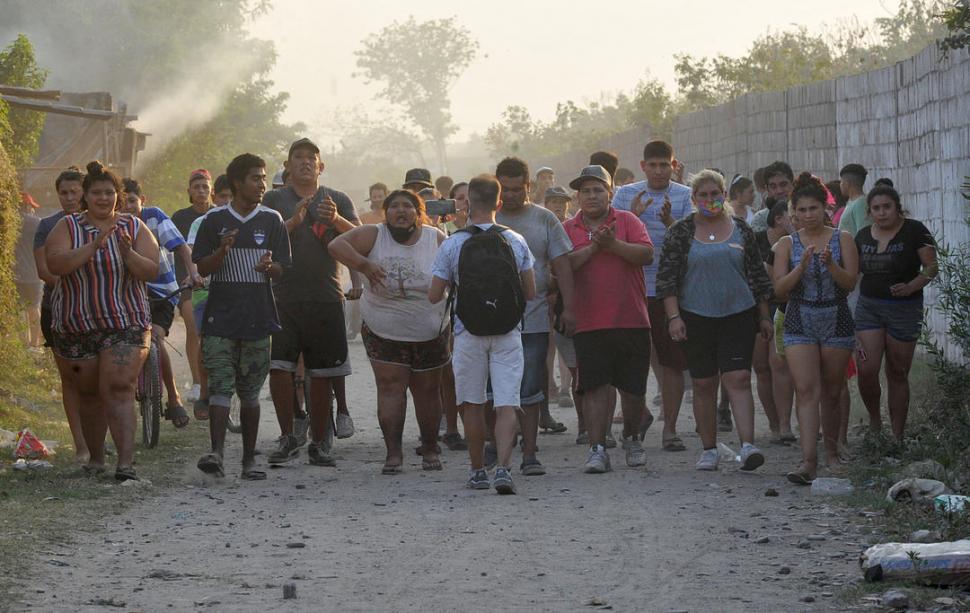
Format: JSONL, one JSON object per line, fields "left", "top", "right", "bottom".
{"left": 45, "top": 161, "right": 161, "bottom": 481}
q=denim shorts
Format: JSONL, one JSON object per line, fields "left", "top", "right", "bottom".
{"left": 854, "top": 294, "right": 924, "bottom": 342}
{"left": 486, "top": 332, "right": 548, "bottom": 405}
{"left": 783, "top": 302, "right": 855, "bottom": 351}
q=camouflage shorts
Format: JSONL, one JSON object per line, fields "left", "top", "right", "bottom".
{"left": 201, "top": 335, "right": 270, "bottom": 407}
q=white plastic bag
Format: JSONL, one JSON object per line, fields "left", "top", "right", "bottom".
{"left": 861, "top": 540, "right": 970, "bottom": 584}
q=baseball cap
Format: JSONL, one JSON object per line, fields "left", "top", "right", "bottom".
{"left": 568, "top": 165, "right": 612, "bottom": 190}
{"left": 288, "top": 137, "right": 320, "bottom": 158}
{"left": 403, "top": 168, "right": 434, "bottom": 189}
{"left": 188, "top": 168, "right": 211, "bottom": 184}
{"left": 272, "top": 170, "right": 285, "bottom": 188}
{"left": 536, "top": 166, "right": 554, "bottom": 177}
{"left": 543, "top": 186, "right": 571, "bottom": 202}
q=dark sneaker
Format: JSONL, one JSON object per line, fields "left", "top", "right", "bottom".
{"left": 604, "top": 431, "right": 617, "bottom": 449}
{"left": 267, "top": 434, "right": 300, "bottom": 465}
{"left": 442, "top": 432, "right": 468, "bottom": 451}
{"left": 484, "top": 444, "right": 498, "bottom": 470}
{"left": 307, "top": 442, "right": 336, "bottom": 467}
{"left": 467, "top": 469, "right": 490, "bottom": 490}
{"left": 717, "top": 403, "right": 733, "bottom": 432}
{"left": 575, "top": 431, "right": 589, "bottom": 445}
{"left": 493, "top": 466, "right": 516, "bottom": 495}
{"left": 520, "top": 456, "right": 546, "bottom": 476}
{"left": 293, "top": 415, "right": 309, "bottom": 447}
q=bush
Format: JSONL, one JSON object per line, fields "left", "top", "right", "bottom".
{"left": 0, "top": 140, "right": 25, "bottom": 382}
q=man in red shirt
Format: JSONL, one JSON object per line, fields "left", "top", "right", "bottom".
{"left": 565, "top": 165, "right": 654, "bottom": 473}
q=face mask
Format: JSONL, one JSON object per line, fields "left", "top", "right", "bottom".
{"left": 387, "top": 223, "right": 417, "bottom": 243}
{"left": 698, "top": 197, "right": 724, "bottom": 217}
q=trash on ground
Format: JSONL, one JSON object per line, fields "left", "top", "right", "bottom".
{"left": 716, "top": 443, "right": 738, "bottom": 463}
{"left": 12, "top": 458, "right": 53, "bottom": 471}
{"left": 811, "top": 478, "right": 854, "bottom": 496}
{"left": 934, "top": 494, "right": 970, "bottom": 514}
{"left": 886, "top": 478, "right": 950, "bottom": 503}
{"left": 13, "top": 428, "right": 52, "bottom": 459}
{"left": 861, "top": 539, "right": 970, "bottom": 584}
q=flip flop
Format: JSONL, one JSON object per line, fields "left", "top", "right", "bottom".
{"left": 165, "top": 401, "right": 190, "bottom": 428}
{"left": 81, "top": 464, "right": 107, "bottom": 477}
{"left": 786, "top": 469, "right": 814, "bottom": 485}
{"left": 193, "top": 398, "right": 209, "bottom": 421}
{"left": 662, "top": 435, "right": 686, "bottom": 452}
{"left": 381, "top": 462, "right": 403, "bottom": 475}
{"left": 197, "top": 453, "right": 225, "bottom": 478}
{"left": 114, "top": 466, "right": 138, "bottom": 482}
{"left": 421, "top": 456, "right": 443, "bottom": 471}
{"left": 240, "top": 468, "right": 267, "bottom": 481}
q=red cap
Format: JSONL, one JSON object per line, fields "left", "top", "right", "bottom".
{"left": 189, "top": 169, "right": 211, "bottom": 184}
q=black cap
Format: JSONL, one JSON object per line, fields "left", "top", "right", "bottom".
{"left": 288, "top": 137, "right": 320, "bottom": 158}
{"left": 403, "top": 168, "right": 433, "bottom": 189}
{"left": 543, "top": 186, "right": 572, "bottom": 202}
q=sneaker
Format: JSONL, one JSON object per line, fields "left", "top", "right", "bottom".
{"left": 583, "top": 445, "right": 611, "bottom": 474}
{"left": 605, "top": 431, "right": 617, "bottom": 449}
{"left": 622, "top": 435, "right": 647, "bottom": 467}
{"left": 307, "top": 442, "right": 336, "bottom": 466}
{"left": 336, "top": 413, "right": 355, "bottom": 439}
{"left": 575, "top": 431, "right": 589, "bottom": 445}
{"left": 267, "top": 434, "right": 300, "bottom": 465}
{"left": 186, "top": 383, "right": 201, "bottom": 403}
{"left": 717, "top": 406, "right": 733, "bottom": 432}
{"left": 293, "top": 414, "right": 309, "bottom": 447}
{"left": 739, "top": 443, "right": 765, "bottom": 471}
{"left": 696, "top": 448, "right": 719, "bottom": 471}
{"left": 558, "top": 392, "right": 574, "bottom": 408}
{"left": 493, "top": 466, "right": 516, "bottom": 495}
{"left": 467, "top": 468, "right": 490, "bottom": 490}
{"left": 484, "top": 444, "right": 498, "bottom": 470}
{"left": 441, "top": 432, "right": 468, "bottom": 451}
{"left": 520, "top": 455, "right": 546, "bottom": 476}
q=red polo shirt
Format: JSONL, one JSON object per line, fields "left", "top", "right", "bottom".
{"left": 564, "top": 207, "right": 652, "bottom": 333}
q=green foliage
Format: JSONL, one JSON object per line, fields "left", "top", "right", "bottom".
{"left": 0, "top": 34, "right": 48, "bottom": 168}
{"left": 355, "top": 16, "right": 479, "bottom": 170}
{"left": 941, "top": 0, "right": 970, "bottom": 56}
{"left": 0, "top": 141, "right": 27, "bottom": 380}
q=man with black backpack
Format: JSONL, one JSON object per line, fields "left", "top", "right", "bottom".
{"left": 429, "top": 175, "right": 537, "bottom": 494}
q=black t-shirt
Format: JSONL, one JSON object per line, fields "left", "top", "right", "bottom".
{"left": 755, "top": 230, "right": 774, "bottom": 266}
{"left": 856, "top": 218, "right": 935, "bottom": 300}
{"left": 171, "top": 205, "right": 211, "bottom": 282}
{"left": 262, "top": 185, "right": 357, "bottom": 303}
{"left": 192, "top": 205, "right": 291, "bottom": 339}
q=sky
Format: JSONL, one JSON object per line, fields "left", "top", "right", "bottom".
{"left": 250, "top": 0, "right": 899, "bottom": 146}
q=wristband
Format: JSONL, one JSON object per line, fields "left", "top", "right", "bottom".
{"left": 666, "top": 313, "right": 681, "bottom": 324}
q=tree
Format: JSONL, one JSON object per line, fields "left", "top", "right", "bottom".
{"left": 0, "top": 34, "right": 48, "bottom": 168}
{"left": 940, "top": 0, "right": 970, "bottom": 56}
{"left": 355, "top": 16, "right": 479, "bottom": 172}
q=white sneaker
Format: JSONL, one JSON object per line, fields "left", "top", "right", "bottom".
{"left": 621, "top": 435, "right": 647, "bottom": 467}
{"left": 696, "top": 448, "right": 719, "bottom": 471}
{"left": 186, "top": 383, "right": 201, "bottom": 403}
{"left": 583, "top": 445, "right": 612, "bottom": 474}
{"left": 336, "top": 413, "right": 355, "bottom": 439}
{"left": 739, "top": 443, "right": 765, "bottom": 471}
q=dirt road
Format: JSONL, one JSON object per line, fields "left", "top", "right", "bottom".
{"left": 24, "top": 323, "right": 869, "bottom": 612}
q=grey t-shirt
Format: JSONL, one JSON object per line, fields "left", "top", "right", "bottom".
{"left": 262, "top": 185, "right": 358, "bottom": 303}
{"left": 496, "top": 203, "right": 572, "bottom": 333}
{"left": 15, "top": 211, "right": 41, "bottom": 284}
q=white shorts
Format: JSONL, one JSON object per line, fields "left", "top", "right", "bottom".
{"left": 453, "top": 329, "right": 523, "bottom": 407}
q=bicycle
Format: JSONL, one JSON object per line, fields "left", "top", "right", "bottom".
{"left": 139, "top": 285, "right": 189, "bottom": 449}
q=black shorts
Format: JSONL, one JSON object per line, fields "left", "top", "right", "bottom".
{"left": 41, "top": 303, "right": 54, "bottom": 347}
{"left": 647, "top": 298, "right": 687, "bottom": 371}
{"left": 271, "top": 301, "right": 351, "bottom": 377}
{"left": 573, "top": 328, "right": 650, "bottom": 396}
{"left": 681, "top": 308, "right": 757, "bottom": 379}
{"left": 150, "top": 299, "right": 176, "bottom": 335}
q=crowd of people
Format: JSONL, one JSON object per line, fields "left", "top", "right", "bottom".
{"left": 22, "top": 135, "right": 938, "bottom": 493}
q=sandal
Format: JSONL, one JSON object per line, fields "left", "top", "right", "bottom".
{"left": 662, "top": 435, "right": 686, "bottom": 452}
{"left": 421, "top": 455, "right": 443, "bottom": 471}
{"left": 82, "top": 463, "right": 107, "bottom": 477}
{"left": 539, "top": 415, "right": 568, "bottom": 434}
{"left": 786, "top": 467, "right": 815, "bottom": 486}
{"left": 240, "top": 467, "right": 267, "bottom": 480}
{"left": 165, "top": 401, "right": 190, "bottom": 428}
{"left": 382, "top": 459, "right": 403, "bottom": 475}
{"left": 197, "top": 453, "right": 225, "bottom": 478}
{"left": 193, "top": 398, "right": 209, "bottom": 421}
{"left": 114, "top": 466, "right": 138, "bottom": 482}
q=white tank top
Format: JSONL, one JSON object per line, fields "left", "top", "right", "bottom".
{"left": 360, "top": 224, "right": 447, "bottom": 342}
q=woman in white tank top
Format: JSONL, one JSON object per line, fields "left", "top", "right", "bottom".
{"left": 328, "top": 190, "right": 450, "bottom": 474}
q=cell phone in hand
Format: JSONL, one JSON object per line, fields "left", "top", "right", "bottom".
{"left": 425, "top": 199, "right": 457, "bottom": 217}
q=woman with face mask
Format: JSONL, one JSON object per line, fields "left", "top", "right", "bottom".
{"left": 328, "top": 189, "right": 450, "bottom": 474}
{"left": 773, "top": 173, "right": 858, "bottom": 485}
{"left": 656, "top": 170, "right": 775, "bottom": 472}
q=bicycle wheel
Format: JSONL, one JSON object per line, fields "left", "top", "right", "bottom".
{"left": 227, "top": 395, "right": 242, "bottom": 434}
{"left": 140, "top": 343, "right": 162, "bottom": 448}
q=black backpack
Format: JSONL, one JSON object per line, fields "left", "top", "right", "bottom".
{"left": 451, "top": 225, "right": 526, "bottom": 336}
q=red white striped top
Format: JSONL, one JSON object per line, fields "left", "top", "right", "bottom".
{"left": 51, "top": 213, "right": 151, "bottom": 334}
